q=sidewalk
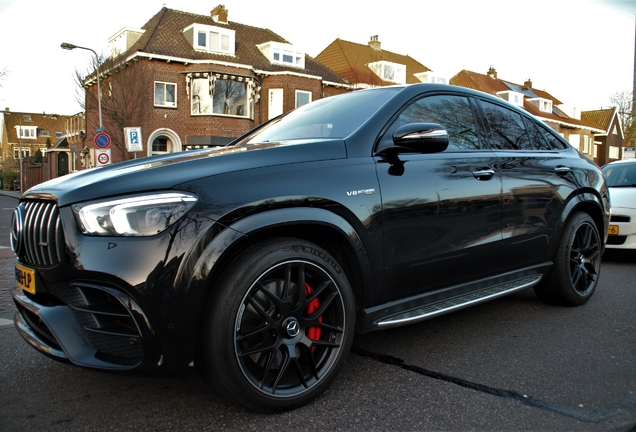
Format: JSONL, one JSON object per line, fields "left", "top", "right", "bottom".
{"left": 0, "top": 191, "right": 19, "bottom": 326}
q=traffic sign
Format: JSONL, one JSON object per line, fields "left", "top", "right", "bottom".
{"left": 95, "top": 148, "right": 112, "bottom": 167}
{"left": 94, "top": 132, "right": 111, "bottom": 148}
{"left": 124, "top": 127, "right": 143, "bottom": 152}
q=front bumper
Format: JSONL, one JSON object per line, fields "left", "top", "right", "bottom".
{"left": 12, "top": 282, "right": 151, "bottom": 369}
{"left": 606, "top": 206, "right": 636, "bottom": 249}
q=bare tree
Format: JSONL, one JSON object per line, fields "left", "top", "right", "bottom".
{"left": 609, "top": 90, "right": 636, "bottom": 147}
{"left": 74, "top": 54, "right": 148, "bottom": 161}
{"left": 0, "top": 68, "right": 7, "bottom": 86}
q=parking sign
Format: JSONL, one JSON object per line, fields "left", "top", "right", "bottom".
{"left": 124, "top": 127, "right": 143, "bottom": 152}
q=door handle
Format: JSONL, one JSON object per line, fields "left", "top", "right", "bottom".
{"left": 473, "top": 168, "right": 495, "bottom": 180}
{"left": 555, "top": 166, "right": 571, "bottom": 176}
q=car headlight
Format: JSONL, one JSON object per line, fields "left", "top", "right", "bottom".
{"left": 73, "top": 192, "right": 198, "bottom": 236}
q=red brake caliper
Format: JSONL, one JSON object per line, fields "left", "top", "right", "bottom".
{"left": 305, "top": 283, "right": 322, "bottom": 348}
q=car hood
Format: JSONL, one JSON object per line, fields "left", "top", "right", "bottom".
{"left": 608, "top": 187, "right": 636, "bottom": 209}
{"left": 24, "top": 139, "right": 347, "bottom": 206}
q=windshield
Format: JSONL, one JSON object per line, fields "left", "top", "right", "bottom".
{"left": 235, "top": 88, "right": 401, "bottom": 145}
{"left": 602, "top": 162, "right": 636, "bottom": 187}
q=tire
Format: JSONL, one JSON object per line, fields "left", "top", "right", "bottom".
{"left": 198, "top": 238, "right": 355, "bottom": 412}
{"left": 534, "top": 212, "right": 602, "bottom": 306}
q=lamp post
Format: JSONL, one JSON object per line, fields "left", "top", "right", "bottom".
{"left": 61, "top": 42, "right": 103, "bottom": 132}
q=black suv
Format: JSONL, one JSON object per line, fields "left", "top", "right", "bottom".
{"left": 11, "top": 84, "right": 609, "bottom": 412}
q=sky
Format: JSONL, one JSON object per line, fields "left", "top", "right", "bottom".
{"left": 0, "top": 0, "right": 634, "bottom": 116}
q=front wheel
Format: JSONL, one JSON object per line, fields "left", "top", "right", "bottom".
{"left": 198, "top": 238, "right": 355, "bottom": 412}
{"left": 534, "top": 212, "right": 602, "bottom": 306}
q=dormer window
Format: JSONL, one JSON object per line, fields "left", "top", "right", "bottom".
{"left": 258, "top": 42, "right": 305, "bottom": 68}
{"left": 558, "top": 104, "right": 580, "bottom": 120}
{"left": 527, "top": 97, "right": 553, "bottom": 113}
{"left": 368, "top": 61, "right": 406, "bottom": 84}
{"left": 414, "top": 72, "right": 447, "bottom": 85}
{"left": 15, "top": 126, "right": 37, "bottom": 139}
{"left": 183, "top": 24, "right": 235, "bottom": 55}
{"left": 496, "top": 90, "right": 524, "bottom": 107}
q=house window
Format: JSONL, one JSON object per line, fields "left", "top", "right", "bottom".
{"left": 257, "top": 42, "right": 305, "bottom": 68}
{"left": 23, "top": 115, "right": 32, "bottom": 121}
{"left": 609, "top": 146, "right": 620, "bottom": 159}
{"left": 55, "top": 132, "right": 63, "bottom": 138}
{"left": 40, "top": 130, "right": 50, "bottom": 136}
{"left": 368, "top": 61, "right": 406, "bottom": 84}
{"left": 190, "top": 75, "right": 249, "bottom": 117}
{"left": 15, "top": 126, "right": 37, "bottom": 139}
{"left": 569, "top": 134, "right": 580, "bottom": 150}
{"left": 155, "top": 82, "right": 177, "bottom": 107}
{"left": 295, "top": 90, "right": 312, "bottom": 108}
{"left": 583, "top": 135, "right": 589, "bottom": 153}
{"left": 14, "top": 147, "right": 30, "bottom": 159}
{"left": 185, "top": 24, "right": 235, "bottom": 55}
{"left": 152, "top": 137, "right": 168, "bottom": 154}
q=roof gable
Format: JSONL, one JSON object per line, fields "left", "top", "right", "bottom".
{"left": 116, "top": 7, "right": 345, "bottom": 83}
{"left": 315, "top": 38, "right": 431, "bottom": 86}
{"left": 450, "top": 69, "right": 601, "bottom": 132}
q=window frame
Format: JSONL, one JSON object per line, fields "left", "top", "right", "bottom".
{"left": 15, "top": 126, "right": 37, "bottom": 139}
{"left": 189, "top": 74, "right": 251, "bottom": 118}
{"left": 154, "top": 81, "right": 177, "bottom": 108}
{"left": 185, "top": 24, "right": 235, "bottom": 55}
{"left": 295, "top": 90, "right": 312, "bottom": 108}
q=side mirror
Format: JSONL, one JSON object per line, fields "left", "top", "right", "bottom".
{"left": 392, "top": 123, "right": 449, "bottom": 153}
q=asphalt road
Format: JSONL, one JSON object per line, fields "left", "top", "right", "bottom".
{"left": 0, "top": 191, "right": 635, "bottom": 431}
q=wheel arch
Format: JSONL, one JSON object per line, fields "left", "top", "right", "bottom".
{"left": 190, "top": 207, "right": 375, "bottom": 331}
{"left": 556, "top": 191, "right": 609, "bottom": 257}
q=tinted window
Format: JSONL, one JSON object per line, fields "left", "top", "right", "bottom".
{"left": 397, "top": 95, "right": 480, "bottom": 151}
{"left": 481, "top": 100, "right": 532, "bottom": 150}
{"left": 602, "top": 163, "right": 636, "bottom": 187}
{"left": 536, "top": 122, "right": 568, "bottom": 150}
{"left": 522, "top": 116, "right": 551, "bottom": 150}
{"left": 241, "top": 87, "right": 400, "bottom": 143}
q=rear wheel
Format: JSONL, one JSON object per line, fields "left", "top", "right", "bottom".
{"left": 199, "top": 238, "right": 355, "bottom": 412}
{"left": 534, "top": 212, "right": 601, "bottom": 305}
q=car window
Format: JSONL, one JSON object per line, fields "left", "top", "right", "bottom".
{"left": 602, "top": 163, "right": 636, "bottom": 187}
{"left": 480, "top": 100, "right": 532, "bottom": 150}
{"left": 535, "top": 122, "right": 568, "bottom": 150}
{"left": 396, "top": 95, "right": 481, "bottom": 151}
{"left": 241, "top": 87, "right": 400, "bottom": 144}
{"left": 522, "top": 116, "right": 552, "bottom": 150}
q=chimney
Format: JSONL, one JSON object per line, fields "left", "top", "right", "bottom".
{"left": 487, "top": 66, "right": 497, "bottom": 79}
{"left": 211, "top": 4, "right": 228, "bottom": 24}
{"left": 368, "top": 35, "right": 381, "bottom": 51}
{"left": 524, "top": 79, "right": 532, "bottom": 89}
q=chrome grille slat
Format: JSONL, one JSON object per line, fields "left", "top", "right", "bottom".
{"left": 14, "top": 200, "right": 65, "bottom": 266}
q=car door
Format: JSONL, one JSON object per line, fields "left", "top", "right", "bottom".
{"left": 375, "top": 93, "right": 503, "bottom": 305}
{"left": 477, "top": 98, "right": 578, "bottom": 271}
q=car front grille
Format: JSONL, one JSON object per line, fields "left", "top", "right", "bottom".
{"left": 11, "top": 200, "right": 65, "bottom": 266}
{"left": 610, "top": 215, "right": 630, "bottom": 223}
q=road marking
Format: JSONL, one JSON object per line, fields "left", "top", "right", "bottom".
{"left": 0, "top": 317, "right": 13, "bottom": 327}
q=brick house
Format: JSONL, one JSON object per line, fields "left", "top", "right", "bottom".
{"left": 78, "top": 5, "right": 349, "bottom": 167}
{"left": 581, "top": 107, "right": 624, "bottom": 166}
{"left": 0, "top": 109, "right": 70, "bottom": 189}
{"left": 315, "top": 36, "right": 444, "bottom": 88}
{"left": 450, "top": 68, "right": 606, "bottom": 164}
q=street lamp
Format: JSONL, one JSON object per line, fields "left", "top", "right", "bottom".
{"left": 61, "top": 42, "right": 103, "bottom": 131}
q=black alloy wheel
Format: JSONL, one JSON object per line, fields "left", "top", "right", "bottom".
{"left": 199, "top": 238, "right": 355, "bottom": 412}
{"left": 534, "top": 212, "right": 601, "bottom": 306}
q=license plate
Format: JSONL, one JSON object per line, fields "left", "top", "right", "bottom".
{"left": 15, "top": 263, "right": 35, "bottom": 294}
{"left": 608, "top": 225, "right": 619, "bottom": 236}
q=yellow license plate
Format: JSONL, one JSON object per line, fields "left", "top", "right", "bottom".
{"left": 15, "top": 263, "right": 35, "bottom": 294}
{"left": 608, "top": 225, "right": 619, "bottom": 236}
